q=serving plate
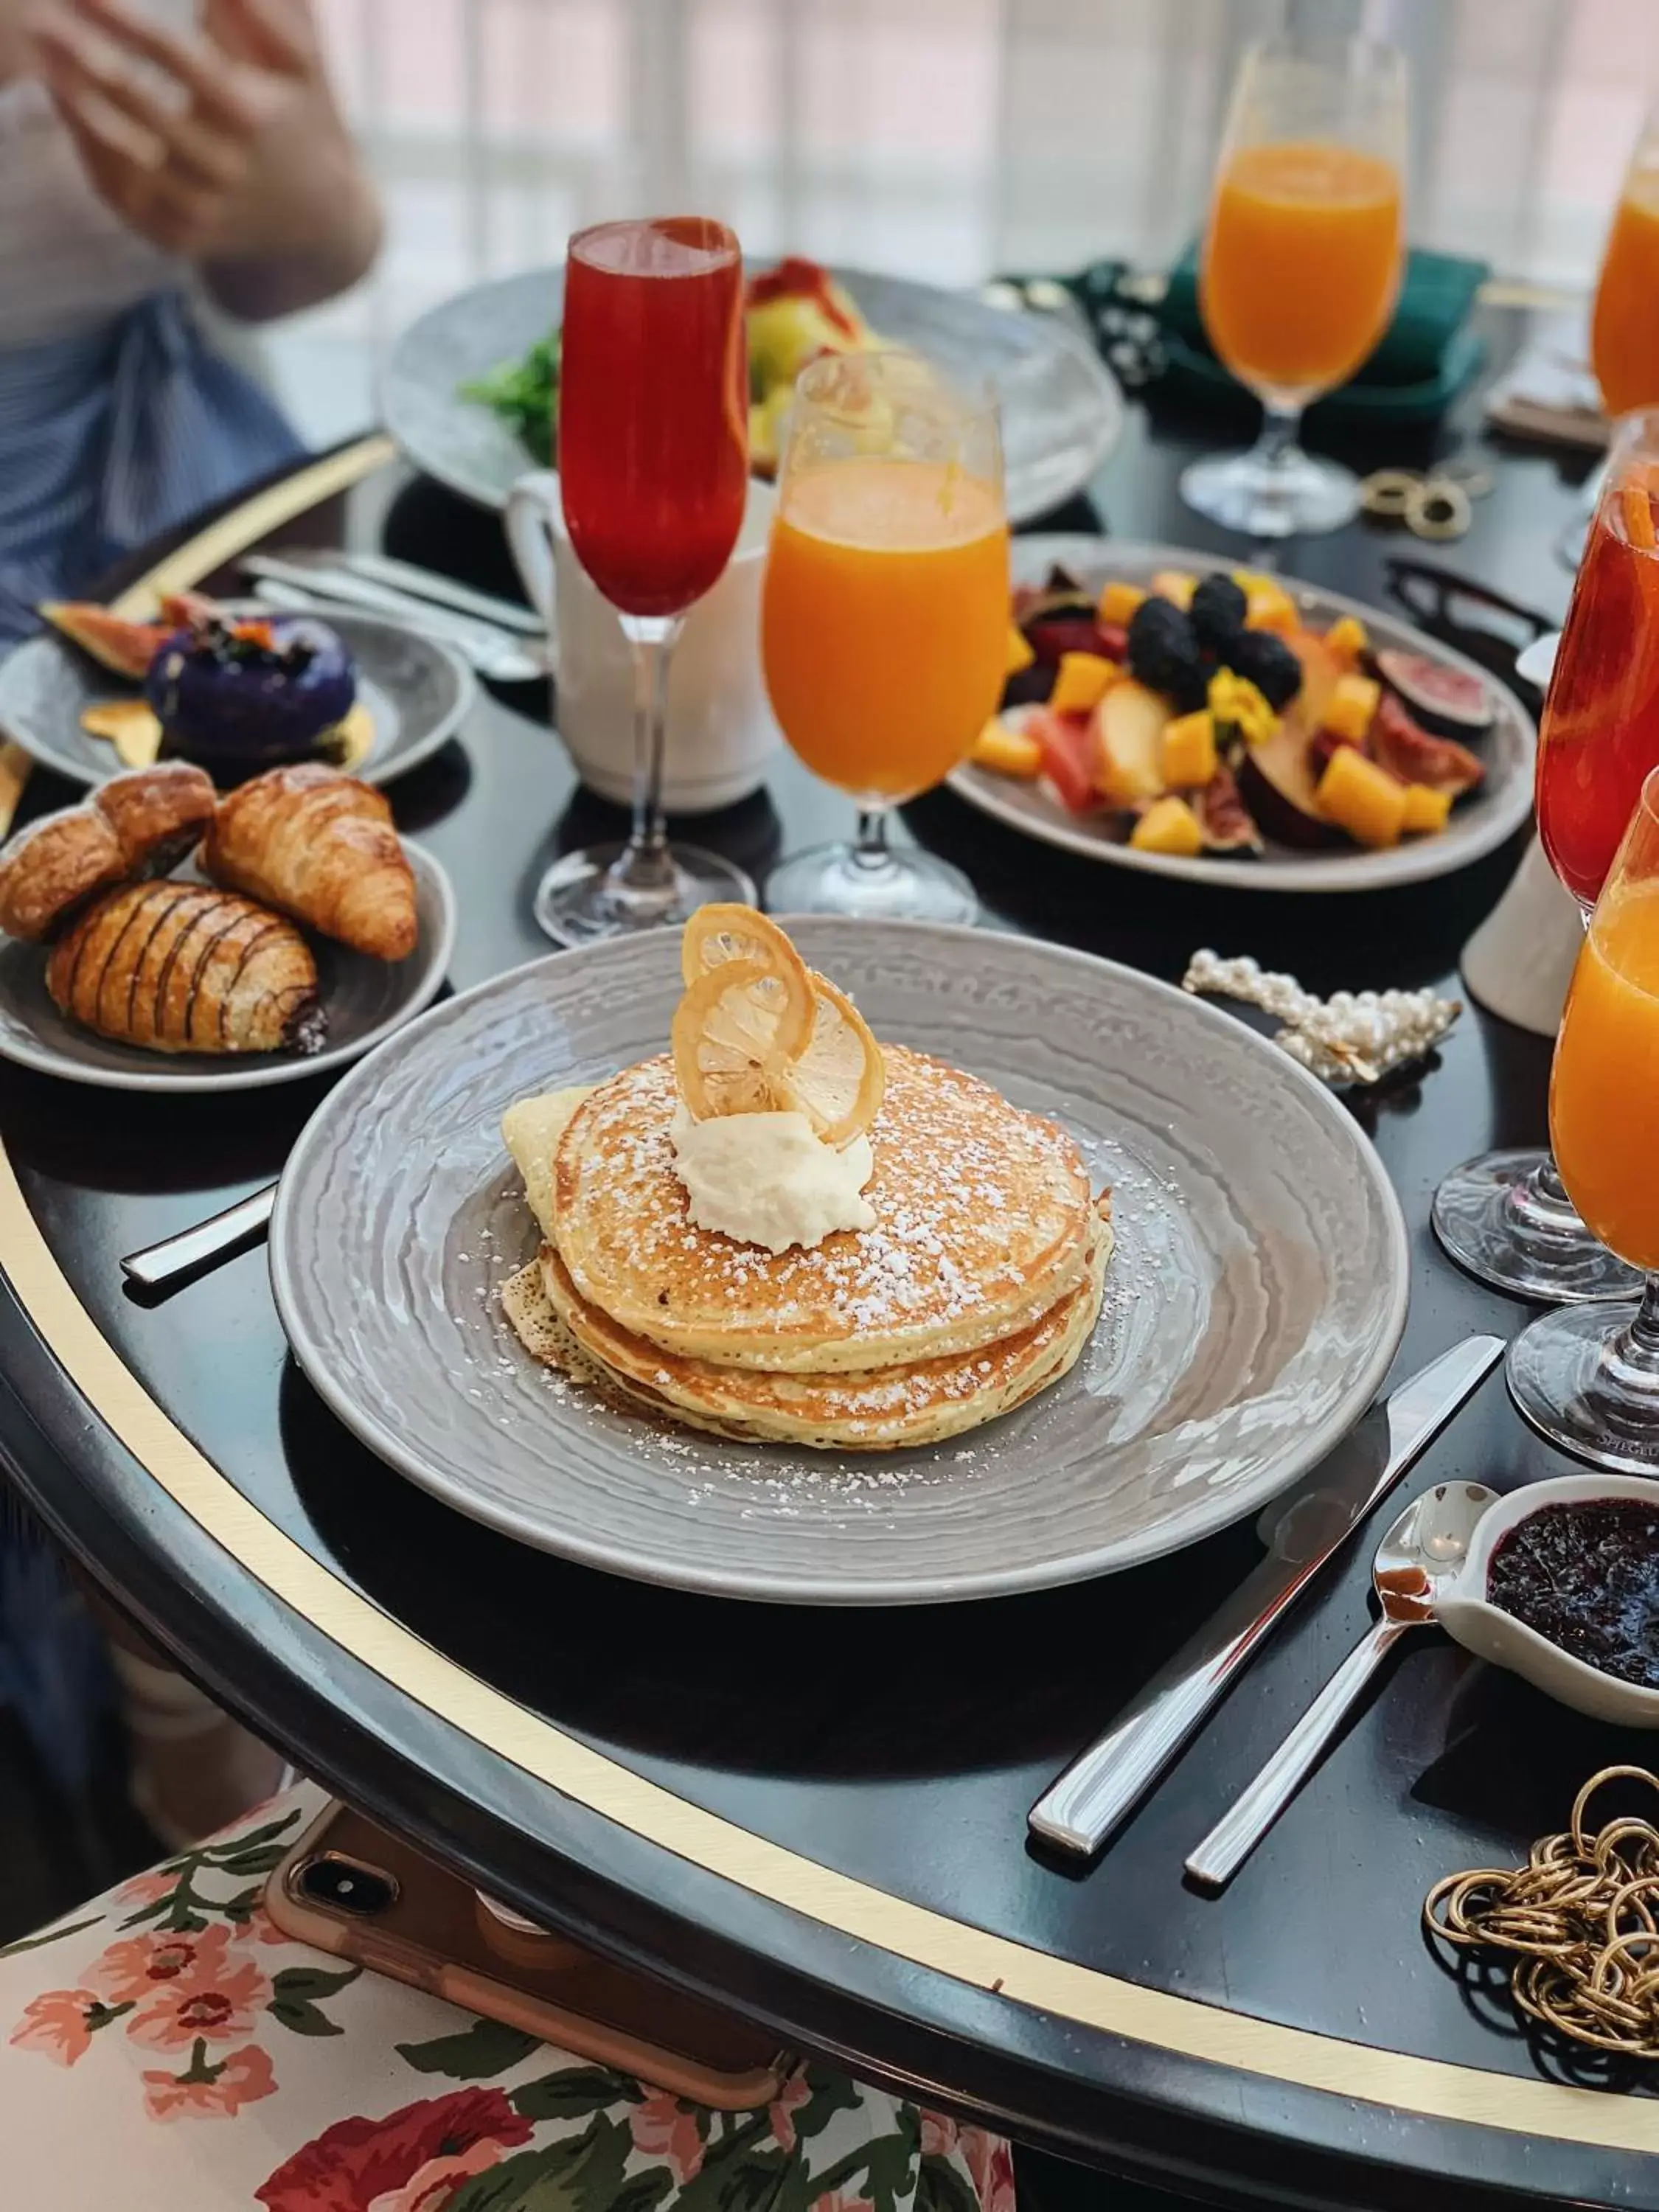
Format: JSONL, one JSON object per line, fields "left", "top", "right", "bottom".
{"left": 948, "top": 536, "right": 1537, "bottom": 893}
{"left": 270, "top": 919, "right": 1408, "bottom": 1605}
{"left": 0, "top": 608, "right": 476, "bottom": 790}
{"left": 0, "top": 842, "right": 455, "bottom": 1094}
{"left": 381, "top": 264, "right": 1124, "bottom": 526}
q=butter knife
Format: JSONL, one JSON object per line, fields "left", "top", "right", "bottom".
{"left": 1027, "top": 1334, "right": 1504, "bottom": 1859}
{"left": 121, "top": 1183, "right": 277, "bottom": 1293}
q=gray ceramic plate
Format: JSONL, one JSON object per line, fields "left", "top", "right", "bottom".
{"left": 0, "top": 607, "right": 476, "bottom": 791}
{"left": 0, "top": 842, "right": 455, "bottom": 1093}
{"left": 270, "top": 919, "right": 1408, "bottom": 1605}
{"left": 382, "top": 264, "right": 1124, "bottom": 526}
{"left": 948, "top": 536, "right": 1537, "bottom": 892}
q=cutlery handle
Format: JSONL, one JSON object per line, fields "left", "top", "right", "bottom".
{"left": 1184, "top": 1617, "right": 1413, "bottom": 1891}
{"left": 1030, "top": 1637, "right": 1260, "bottom": 1857}
{"left": 1027, "top": 1334, "right": 1502, "bottom": 1857}
{"left": 121, "top": 1183, "right": 277, "bottom": 1293}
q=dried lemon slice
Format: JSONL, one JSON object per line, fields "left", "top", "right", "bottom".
{"left": 672, "top": 956, "right": 814, "bottom": 1120}
{"left": 680, "top": 904, "right": 811, "bottom": 993}
{"left": 777, "top": 975, "right": 886, "bottom": 1147}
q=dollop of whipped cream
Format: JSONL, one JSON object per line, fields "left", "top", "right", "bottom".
{"left": 669, "top": 1103, "right": 874, "bottom": 1254}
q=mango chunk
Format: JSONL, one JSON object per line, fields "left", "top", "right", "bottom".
{"left": 1048, "top": 650, "right": 1117, "bottom": 717}
{"left": 970, "top": 720, "right": 1042, "bottom": 779}
{"left": 1234, "top": 570, "right": 1298, "bottom": 634}
{"left": 1160, "top": 709, "right": 1217, "bottom": 789}
{"left": 1324, "top": 614, "right": 1369, "bottom": 666}
{"left": 1097, "top": 579, "right": 1146, "bottom": 627}
{"left": 1150, "top": 569, "right": 1197, "bottom": 611}
{"left": 1317, "top": 744, "right": 1407, "bottom": 848}
{"left": 1005, "top": 624, "right": 1034, "bottom": 677}
{"left": 1323, "top": 672, "right": 1382, "bottom": 745}
{"left": 1400, "top": 781, "right": 1453, "bottom": 835}
{"left": 1130, "top": 795, "right": 1205, "bottom": 857}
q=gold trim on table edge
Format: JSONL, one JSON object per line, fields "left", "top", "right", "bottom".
{"left": 0, "top": 1152, "right": 1653, "bottom": 2157}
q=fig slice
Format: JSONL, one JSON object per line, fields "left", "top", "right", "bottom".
{"left": 1374, "top": 648, "right": 1495, "bottom": 737}
{"left": 1194, "top": 762, "right": 1262, "bottom": 855}
{"left": 38, "top": 602, "right": 171, "bottom": 678}
{"left": 1370, "top": 693, "right": 1484, "bottom": 796}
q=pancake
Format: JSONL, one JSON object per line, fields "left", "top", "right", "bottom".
{"left": 548, "top": 1048, "right": 1096, "bottom": 1374}
{"left": 505, "top": 1205, "right": 1111, "bottom": 1451}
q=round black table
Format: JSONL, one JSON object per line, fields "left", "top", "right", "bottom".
{"left": 4, "top": 318, "right": 1656, "bottom": 2212}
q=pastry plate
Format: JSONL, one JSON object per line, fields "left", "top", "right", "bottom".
{"left": 382, "top": 263, "right": 1124, "bottom": 526}
{"left": 947, "top": 536, "right": 1537, "bottom": 892}
{"left": 0, "top": 608, "right": 476, "bottom": 791}
{"left": 270, "top": 919, "right": 1408, "bottom": 1605}
{"left": 0, "top": 842, "right": 455, "bottom": 1093}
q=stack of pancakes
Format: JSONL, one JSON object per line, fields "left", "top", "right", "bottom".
{"left": 501, "top": 1046, "right": 1112, "bottom": 1452}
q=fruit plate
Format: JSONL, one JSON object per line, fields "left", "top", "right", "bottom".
{"left": 0, "top": 842, "right": 455, "bottom": 1094}
{"left": 947, "top": 536, "right": 1536, "bottom": 892}
{"left": 381, "top": 264, "right": 1124, "bottom": 526}
{"left": 0, "top": 608, "right": 476, "bottom": 792}
{"left": 269, "top": 918, "right": 1408, "bottom": 1606}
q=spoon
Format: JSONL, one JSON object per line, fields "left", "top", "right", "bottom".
{"left": 1185, "top": 1480, "right": 1498, "bottom": 1890}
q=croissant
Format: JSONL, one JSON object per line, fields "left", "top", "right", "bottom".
{"left": 46, "top": 882, "right": 324, "bottom": 1056}
{"left": 94, "top": 761, "right": 216, "bottom": 877}
{"left": 204, "top": 763, "right": 417, "bottom": 961}
{"left": 0, "top": 805, "right": 125, "bottom": 942}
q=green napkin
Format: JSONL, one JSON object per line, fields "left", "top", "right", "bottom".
{"left": 1160, "top": 241, "right": 1489, "bottom": 414}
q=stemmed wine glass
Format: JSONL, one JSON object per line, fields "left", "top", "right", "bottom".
{"left": 1433, "top": 413, "right": 1659, "bottom": 1302}
{"left": 1508, "top": 765, "right": 1659, "bottom": 1470}
{"left": 760, "top": 350, "right": 1008, "bottom": 922}
{"left": 1556, "top": 103, "right": 1659, "bottom": 569}
{"left": 534, "top": 216, "right": 755, "bottom": 946}
{"left": 1181, "top": 25, "right": 1406, "bottom": 538}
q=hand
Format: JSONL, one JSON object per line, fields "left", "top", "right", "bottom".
{"left": 29, "top": 0, "right": 378, "bottom": 298}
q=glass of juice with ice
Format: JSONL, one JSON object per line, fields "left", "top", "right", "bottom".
{"left": 1182, "top": 27, "right": 1406, "bottom": 538}
{"left": 1509, "top": 765, "right": 1659, "bottom": 1470}
{"left": 760, "top": 349, "right": 1008, "bottom": 922}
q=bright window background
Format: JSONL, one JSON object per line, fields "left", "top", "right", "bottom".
{"left": 267, "top": 0, "right": 1659, "bottom": 445}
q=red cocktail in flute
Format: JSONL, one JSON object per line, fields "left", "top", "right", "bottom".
{"left": 1537, "top": 455, "right": 1659, "bottom": 911}
{"left": 1432, "top": 412, "right": 1659, "bottom": 1306}
{"left": 537, "top": 215, "right": 752, "bottom": 945}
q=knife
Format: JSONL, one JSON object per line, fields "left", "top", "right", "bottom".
{"left": 120, "top": 1183, "right": 278, "bottom": 1294}
{"left": 242, "top": 556, "right": 547, "bottom": 682}
{"left": 1026, "top": 1334, "right": 1504, "bottom": 1860}
{"left": 254, "top": 546, "right": 547, "bottom": 637}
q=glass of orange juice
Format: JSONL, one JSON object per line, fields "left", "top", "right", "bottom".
{"left": 1508, "top": 765, "right": 1659, "bottom": 1470}
{"left": 760, "top": 349, "right": 1008, "bottom": 922}
{"left": 1592, "top": 108, "right": 1659, "bottom": 419}
{"left": 1183, "top": 28, "right": 1406, "bottom": 538}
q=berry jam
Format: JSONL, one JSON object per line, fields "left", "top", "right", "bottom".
{"left": 1487, "top": 1500, "right": 1659, "bottom": 1689}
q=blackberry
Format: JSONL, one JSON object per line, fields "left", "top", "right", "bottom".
{"left": 1126, "top": 597, "right": 1206, "bottom": 711}
{"left": 1224, "top": 627, "right": 1303, "bottom": 711}
{"left": 1189, "top": 573, "right": 1248, "bottom": 655}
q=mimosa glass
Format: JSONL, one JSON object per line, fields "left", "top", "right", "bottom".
{"left": 1591, "top": 108, "right": 1659, "bottom": 419}
{"left": 1509, "top": 768, "right": 1659, "bottom": 1470}
{"left": 1181, "top": 29, "right": 1406, "bottom": 538}
{"left": 1557, "top": 104, "right": 1659, "bottom": 567}
{"left": 761, "top": 351, "right": 1008, "bottom": 922}
{"left": 1433, "top": 417, "right": 1659, "bottom": 1302}
{"left": 535, "top": 215, "right": 755, "bottom": 947}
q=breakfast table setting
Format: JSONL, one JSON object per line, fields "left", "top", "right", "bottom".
{"left": 11, "top": 24, "right": 1659, "bottom": 2206}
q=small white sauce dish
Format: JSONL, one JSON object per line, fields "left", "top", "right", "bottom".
{"left": 1433, "top": 1472, "right": 1659, "bottom": 1728}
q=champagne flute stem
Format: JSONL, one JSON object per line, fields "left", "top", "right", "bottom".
{"left": 613, "top": 614, "right": 684, "bottom": 897}
{"left": 853, "top": 807, "right": 894, "bottom": 874}
{"left": 1253, "top": 397, "right": 1304, "bottom": 478}
{"left": 1615, "top": 1274, "right": 1659, "bottom": 1381}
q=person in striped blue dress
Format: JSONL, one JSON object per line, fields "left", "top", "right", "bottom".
{"left": 0, "top": 0, "right": 381, "bottom": 643}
